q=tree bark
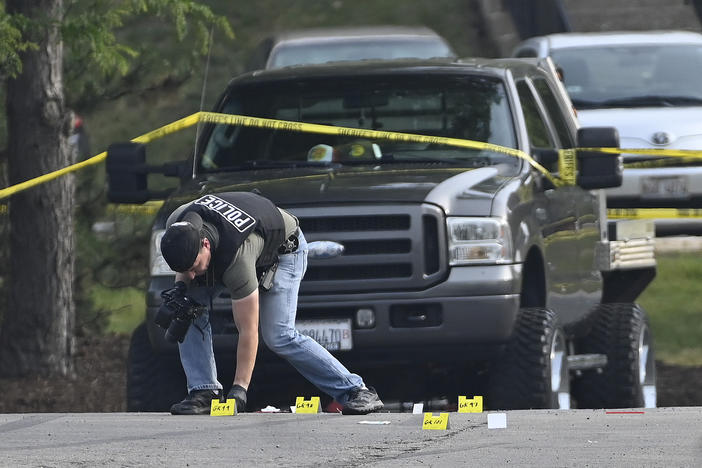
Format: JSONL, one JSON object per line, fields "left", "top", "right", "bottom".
{"left": 0, "top": 0, "right": 76, "bottom": 377}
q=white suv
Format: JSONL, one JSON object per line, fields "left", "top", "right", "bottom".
{"left": 513, "top": 31, "right": 702, "bottom": 235}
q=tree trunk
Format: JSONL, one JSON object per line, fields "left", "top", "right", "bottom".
{"left": 0, "top": 0, "right": 76, "bottom": 377}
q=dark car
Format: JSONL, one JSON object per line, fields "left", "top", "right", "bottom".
{"left": 108, "top": 57, "right": 657, "bottom": 412}
{"left": 246, "top": 25, "right": 456, "bottom": 71}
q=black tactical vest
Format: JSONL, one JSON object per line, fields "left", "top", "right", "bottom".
{"left": 177, "top": 192, "right": 286, "bottom": 281}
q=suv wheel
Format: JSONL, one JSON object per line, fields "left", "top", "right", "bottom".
{"left": 572, "top": 303, "right": 656, "bottom": 409}
{"left": 127, "top": 323, "right": 187, "bottom": 411}
{"left": 488, "top": 307, "right": 571, "bottom": 410}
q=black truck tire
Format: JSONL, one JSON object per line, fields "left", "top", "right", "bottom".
{"left": 126, "top": 323, "right": 187, "bottom": 412}
{"left": 488, "top": 307, "right": 570, "bottom": 410}
{"left": 572, "top": 303, "right": 656, "bottom": 409}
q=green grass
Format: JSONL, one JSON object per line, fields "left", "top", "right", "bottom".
{"left": 90, "top": 285, "right": 145, "bottom": 336}
{"left": 638, "top": 251, "right": 702, "bottom": 366}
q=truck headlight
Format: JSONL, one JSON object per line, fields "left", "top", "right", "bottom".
{"left": 447, "top": 217, "right": 512, "bottom": 265}
{"left": 150, "top": 229, "right": 175, "bottom": 276}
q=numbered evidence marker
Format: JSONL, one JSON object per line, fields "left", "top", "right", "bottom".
{"left": 422, "top": 413, "right": 450, "bottom": 430}
{"left": 458, "top": 395, "right": 483, "bottom": 413}
{"left": 295, "top": 396, "right": 321, "bottom": 414}
{"left": 210, "top": 398, "right": 237, "bottom": 416}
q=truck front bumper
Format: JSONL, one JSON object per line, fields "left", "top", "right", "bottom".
{"left": 146, "top": 263, "right": 522, "bottom": 358}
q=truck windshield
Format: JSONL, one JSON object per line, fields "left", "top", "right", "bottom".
{"left": 199, "top": 75, "right": 517, "bottom": 173}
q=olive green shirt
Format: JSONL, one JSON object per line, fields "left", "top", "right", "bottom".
{"left": 222, "top": 208, "right": 298, "bottom": 299}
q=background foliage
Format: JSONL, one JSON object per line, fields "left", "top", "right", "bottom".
{"left": 1, "top": 0, "right": 700, "bottom": 367}
{"left": 46, "top": 0, "right": 478, "bottom": 337}
{"left": 638, "top": 252, "right": 702, "bottom": 365}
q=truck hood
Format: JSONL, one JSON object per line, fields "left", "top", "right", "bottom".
{"left": 161, "top": 164, "right": 512, "bottom": 221}
{"left": 577, "top": 107, "right": 702, "bottom": 149}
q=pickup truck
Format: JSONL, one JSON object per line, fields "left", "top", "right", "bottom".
{"left": 107, "top": 57, "right": 658, "bottom": 411}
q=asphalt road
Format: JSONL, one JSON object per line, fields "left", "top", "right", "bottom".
{"left": 1, "top": 407, "right": 700, "bottom": 467}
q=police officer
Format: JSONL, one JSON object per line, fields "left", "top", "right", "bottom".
{"left": 159, "top": 191, "right": 383, "bottom": 415}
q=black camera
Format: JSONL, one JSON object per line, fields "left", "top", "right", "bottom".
{"left": 155, "top": 282, "right": 207, "bottom": 343}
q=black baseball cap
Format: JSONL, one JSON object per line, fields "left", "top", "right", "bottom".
{"left": 160, "top": 211, "right": 204, "bottom": 272}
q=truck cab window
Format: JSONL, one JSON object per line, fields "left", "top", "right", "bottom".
{"left": 517, "top": 80, "right": 556, "bottom": 171}
{"left": 532, "top": 77, "right": 575, "bottom": 149}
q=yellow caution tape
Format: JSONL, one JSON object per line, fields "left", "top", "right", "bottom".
{"left": 608, "top": 208, "right": 702, "bottom": 219}
{"left": 106, "top": 200, "right": 165, "bottom": 216}
{"left": 557, "top": 148, "right": 577, "bottom": 185}
{"left": 130, "top": 113, "right": 201, "bottom": 145}
{"left": 0, "top": 113, "right": 202, "bottom": 200}
{"left": 0, "top": 111, "right": 561, "bottom": 201}
{"left": 196, "top": 111, "right": 559, "bottom": 185}
{"left": 627, "top": 158, "right": 702, "bottom": 169}
{"left": 0, "top": 150, "right": 107, "bottom": 201}
{"left": 45, "top": 203, "right": 702, "bottom": 221}
{"left": 581, "top": 147, "right": 702, "bottom": 159}
{"left": 18, "top": 204, "right": 702, "bottom": 220}
{"left": 584, "top": 146, "right": 702, "bottom": 170}
{"left": 3, "top": 110, "right": 702, "bottom": 202}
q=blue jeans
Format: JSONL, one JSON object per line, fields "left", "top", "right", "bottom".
{"left": 178, "top": 230, "right": 364, "bottom": 404}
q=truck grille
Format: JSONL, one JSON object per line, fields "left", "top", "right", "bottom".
{"left": 291, "top": 204, "right": 447, "bottom": 294}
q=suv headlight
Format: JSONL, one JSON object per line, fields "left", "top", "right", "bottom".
{"left": 150, "top": 229, "right": 175, "bottom": 276}
{"left": 447, "top": 217, "right": 512, "bottom": 265}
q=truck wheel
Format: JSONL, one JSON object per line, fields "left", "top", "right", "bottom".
{"left": 572, "top": 303, "right": 656, "bottom": 409}
{"left": 488, "top": 307, "right": 570, "bottom": 410}
{"left": 127, "top": 323, "right": 187, "bottom": 412}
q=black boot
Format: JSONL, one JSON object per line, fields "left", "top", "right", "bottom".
{"left": 170, "top": 389, "right": 220, "bottom": 415}
{"left": 342, "top": 387, "right": 384, "bottom": 415}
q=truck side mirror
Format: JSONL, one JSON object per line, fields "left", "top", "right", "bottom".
{"left": 106, "top": 142, "right": 188, "bottom": 204}
{"left": 576, "top": 127, "right": 622, "bottom": 189}
{"left": 106, "top": 142, "right": 150, "bottom": 203}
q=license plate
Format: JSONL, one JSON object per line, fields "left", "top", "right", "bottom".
{"left": 641, "top": 176, "right": 687, "bottom": 198}
{"left": 296, "top": 319, "right": 353, "bottom": 351}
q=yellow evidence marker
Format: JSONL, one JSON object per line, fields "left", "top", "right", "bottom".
{"left": 422, "top": 413, "right": 450, "bottom": 430}
{"left": 295, "top": 396, "right": 321, "bottom": 414}
{"left": 210, "top": 398, "right": 237, "bottom": 416}
{"left": 458, "top": 395, "right": 483, "bottom": 413}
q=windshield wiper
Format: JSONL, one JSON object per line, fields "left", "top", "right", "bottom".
{"left": 211, "top": 160, "right": 342, "bottom": 171}
{"left": 590, "top": 95, "right": 702, "bottom": 108}
{"left": 373, "top": 154, "right": 476, "bottom": 166}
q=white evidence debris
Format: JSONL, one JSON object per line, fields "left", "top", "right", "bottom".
{"left": 358, "top": 421, "right": 391, "bottom": 425}
{"left": 487, "top": 413, "right": 507, "bottom": 429}
{"left": 260, "top": 405, "right": 281, "bottom": 413}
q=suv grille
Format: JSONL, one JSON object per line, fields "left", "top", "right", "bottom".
{"left": 291, "top": 204, "right": 447, "bottom": 294}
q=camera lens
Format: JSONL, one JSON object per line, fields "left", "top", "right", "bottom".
{"left": 165, "top": 316, "right": 192, "bottom": 343}
{"left": 154, "top": 303, "right": 174, "bottom": 330}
